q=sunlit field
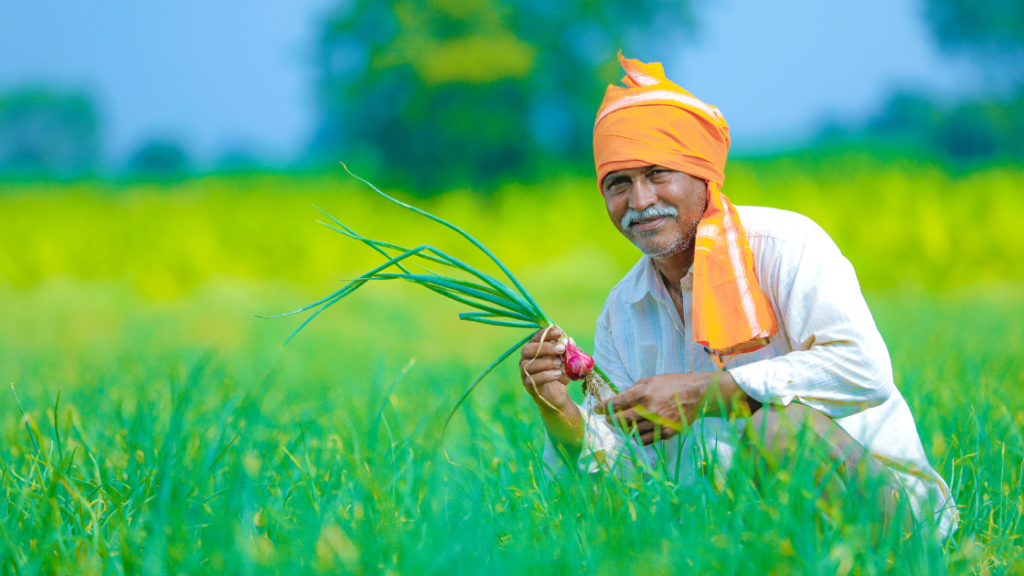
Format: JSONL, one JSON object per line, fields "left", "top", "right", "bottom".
{"left": 1, "top": 152, "right": 1022, "bottom": 573}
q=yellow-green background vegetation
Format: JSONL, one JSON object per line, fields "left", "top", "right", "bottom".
{"left": 5, "top": 152, "right": 1023, "bottom": 297}
{"left": 1, "top": 151, "right": 1023, "bottom": 573}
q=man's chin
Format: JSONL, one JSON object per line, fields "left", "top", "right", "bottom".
{"left": 628, "top": 232, "right": 692, "bottom": 259}
{"left": 627, "top": 225, "right": 669, "bottom": 242}
{"left": 635, "top": 241, "right": 686, "bottom": 259}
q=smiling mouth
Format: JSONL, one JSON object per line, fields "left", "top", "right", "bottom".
{"left": 630, "top": 215, "right": 668, "bottom": 231}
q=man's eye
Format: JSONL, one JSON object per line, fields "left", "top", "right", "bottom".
{"left": 608, "top": 180, "right": 628, "bottom": 193}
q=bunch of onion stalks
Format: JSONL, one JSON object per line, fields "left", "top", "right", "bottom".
{"left": 259, "top": 165, "right": 619, "bottom": 428}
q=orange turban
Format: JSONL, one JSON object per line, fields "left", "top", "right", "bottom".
{"left": 594, "top": 54, "right": 777, "bottom": 362}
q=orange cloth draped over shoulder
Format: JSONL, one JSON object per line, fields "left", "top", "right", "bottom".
{"left": 593, "top": 54, "right": 777, "bottom": 358}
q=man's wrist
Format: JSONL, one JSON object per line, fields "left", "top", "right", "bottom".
{"left": 535, "top": 390, "right": 576, "bottom": 418}
{"left": 700, "top": 371, "right": 756, "bottom": 417}
{"left": 535, "top": 391, "right": 584, "bottom": 448}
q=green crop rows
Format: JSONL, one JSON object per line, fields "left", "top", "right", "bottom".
{"left": 1, "top": 153, "right": 1022, "bottom": 574}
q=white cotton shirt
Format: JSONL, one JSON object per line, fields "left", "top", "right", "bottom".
{"left": 542, "top": 205, "right": 957, "bottom": 539}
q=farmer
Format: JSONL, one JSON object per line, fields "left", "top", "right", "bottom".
{"left": 518, "top": 54, "right": 956, "bottom": 538}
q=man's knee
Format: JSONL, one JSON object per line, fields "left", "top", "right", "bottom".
{"left": 744, "top": 402, "right": 878, "bottom": 478}
{"left": 743, "top": 402, "right": 823, "bottom": 453}
{"left": 741, "top": 402, "right": 907, "bottom": 531}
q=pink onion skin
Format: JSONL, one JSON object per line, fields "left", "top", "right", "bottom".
{"left": 561, "top": 337, "right": 595, "bottom": 381}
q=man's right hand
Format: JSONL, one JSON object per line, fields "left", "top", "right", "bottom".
{"left": 520, "top": 325, "right": 584, "bottom": 463}
{"left": 519, "top": 325, "right": 573, "bottom": 414}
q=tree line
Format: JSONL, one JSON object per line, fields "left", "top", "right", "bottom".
{"left": 2, "top": 0, "right": 1021, "bottom": 182}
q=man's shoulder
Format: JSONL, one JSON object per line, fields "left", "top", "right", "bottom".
{"left": 599, "top": 206, "right": 837, "bottom": 321}
{"left": 735, "top": 205, "right": 831, "bottom": 244}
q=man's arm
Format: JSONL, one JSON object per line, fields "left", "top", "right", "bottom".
{"left": 727, "top": 219, "right": 896, "bottom": 418}
{"left": 593, "top": 370, "right": 757, "bottom": 445}
{"left": 593, "top": 216, "right": 892, "bottom": 439}
{"left": 519, "top": 326, "right": 584, "bottom": 465}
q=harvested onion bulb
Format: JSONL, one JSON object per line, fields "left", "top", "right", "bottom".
{"left": 559, "top": 336, "right": 594, "bottom": 381}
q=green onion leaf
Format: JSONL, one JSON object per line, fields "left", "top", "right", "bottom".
{"left": 443, "top": 334, "right": 534, "bottom": 432}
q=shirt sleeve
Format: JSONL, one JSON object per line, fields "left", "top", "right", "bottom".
{"left": 541, "top": 303, "right": 633, "bottom": 477}
{"left": 727, "top": 218, "right": 897, "bottom": 419}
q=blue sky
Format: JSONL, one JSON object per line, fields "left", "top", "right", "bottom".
{"left": 0, "top": 0, "right": 987, "bottom": 166}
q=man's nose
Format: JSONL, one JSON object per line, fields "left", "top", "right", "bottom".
{"left": 628, "top": 177, "right": 658, "bottom": 212}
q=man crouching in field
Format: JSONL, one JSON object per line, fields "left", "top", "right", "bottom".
{"left": 518, "top": 55, "right": 957, "bottom": 539}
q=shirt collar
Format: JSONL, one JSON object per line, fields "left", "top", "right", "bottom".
{"left": 624, "top": 255, "right": 695, "bottom": 304}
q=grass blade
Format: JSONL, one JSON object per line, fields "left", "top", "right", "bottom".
{"left": 257, "top": 244, "right": 439, "bottom": 320}
{"left": 316, "top": 211, "right": 533, "bottom": 311}
{"left": 10, "top": 384, "right": 41, "bottom": 456}
{"left": 458, "top": 316, "right": 540, "bottom": 329}
{"left": 313, "top": 215, "right": 535, "bottom": 321}
{"left": 422, "top": 286, "right": 537, "bottom": 322}
{"left": 371, "top": 273, "right": 533, "bottom": 317}
{"left": 341, "top": 164, "right": 550, "bottom": 324}
{"left": 443, "top": 334, "right": 533, "bottom": 432}
{"left": 314, "top": 214, "right": 454, "bottom": 270}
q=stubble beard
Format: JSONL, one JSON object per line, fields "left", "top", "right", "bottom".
{"left": 625, "top": 204, "right": 704, "bottom": 259}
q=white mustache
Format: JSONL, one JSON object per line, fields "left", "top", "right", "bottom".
{"left": 621, "top": 205, "right": 679, "bottom": 229}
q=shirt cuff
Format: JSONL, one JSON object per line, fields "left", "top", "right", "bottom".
{"left": 728, "top": 359, "right": 794, "bottom": 407}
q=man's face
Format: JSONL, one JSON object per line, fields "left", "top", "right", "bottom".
{"left": 602, "top": 165, "right": 707, "bottom": 259}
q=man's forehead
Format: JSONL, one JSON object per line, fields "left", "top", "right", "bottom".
{"left": 603, "top": 165, "right": 683, "bottom": 186}
{"left": 603, "top": 165, "right": 658, "bottom": 184}
{"left": 609, "top": 165, "right": 659, "bottom": 176}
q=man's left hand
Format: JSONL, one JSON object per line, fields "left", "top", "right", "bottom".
{"left": 593, "top": 372, "right": 743, "bottom": 445}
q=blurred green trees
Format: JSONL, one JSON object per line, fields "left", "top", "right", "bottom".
{"left": 0, "top": 88, "right": 101, "bottom": 177}
{"left": 310, "top": 0, "right": 693, "bottom": 192}
{"left": 836, "top": 0, "right": 1024, "bottom": 162}
{"left": 926, "top": 0, "right": 1024, "bottom": 69}
{"left": 866, "top": 90, "right": 1024, "bottom": 161}
{"left": 127, "top": 139, "right": 191, "bottom": 177}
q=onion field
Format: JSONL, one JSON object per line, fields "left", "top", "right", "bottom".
{"left": 1, "top": 153, "right": 1022, "bottom": 574}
